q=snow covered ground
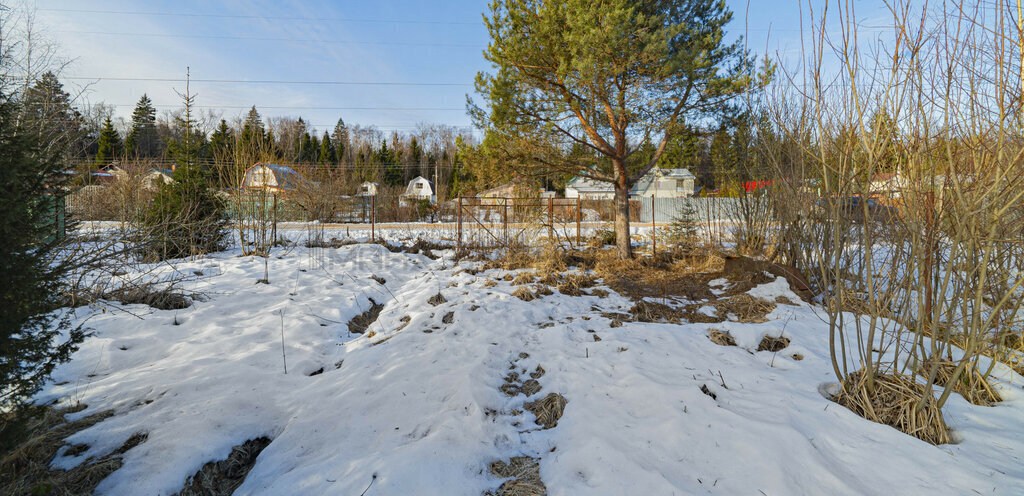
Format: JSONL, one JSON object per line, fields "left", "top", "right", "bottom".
{"left": 37, "top": 243, "right": 1024, "bottom": 495}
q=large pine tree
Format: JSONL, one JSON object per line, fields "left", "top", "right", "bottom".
{"left": 22, "top": 71, "right": 88, "bottom": 159}
{"left": 125, "top": 94, "right": 160, "bottom": 158}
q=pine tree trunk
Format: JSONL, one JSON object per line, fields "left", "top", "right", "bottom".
{"left": 613, "top": 165, "right": 632, "bottom": 259}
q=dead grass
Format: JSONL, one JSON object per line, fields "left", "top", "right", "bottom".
{"left": 757, "top": 334, "right": 791, "bottom": 352}
{"left": 427, "top": 292, "right": 447, "bottom": 306}
{"left": 0, "top": 405, "right": 148, "bottom": 496}
{"left": 524, "top": 393, "right": 567, "bottom": 430}
{"left": 487, "top": 456, "right": 546, "bottom": 496}
{"left": 483, "top": 279, "right": 498, "bottom": 288}
{"left": 511, "top": 272, "right": 537, "bottom": 286}
{"left": 708, "top": 329, "right": 737, "bottom": 346}
{"left": 918, "top": 358, "right": 1001, "bottom": 406}
{"left": 511, "top": 287, "right": 537, "bottom": 302}
{"left": 348, "top": 298, "right": 384, "bottom": 334}
{"left": 102, "top": 283, "right": 192, "bottom": 310}
{"left": 628, "top": 301, "right": 685, "bottom": 323}
{"left": 831, "top": 369, "right": 951, "bottom": 445}
{"left": 713, "top": 294, "right": 776, "bottom": 323}
{"left": 174, "top": 437, "right": 271, "bottom": 496}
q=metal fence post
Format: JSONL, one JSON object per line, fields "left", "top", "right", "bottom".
{"left": 503, "top": 197, "right": 508, "bottom": 247}
{"left": 371, "top": 194, "right": 375, "bottom": 243}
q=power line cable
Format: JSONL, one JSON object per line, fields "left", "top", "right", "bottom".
{"left": 59, "top": 76, "right": 472, "bottom": 87}
{"left": 59, "top": 30, "right": 483, "bottom": 48}
{"left": 37, "top": 7, "right": 479, "bottom": 26}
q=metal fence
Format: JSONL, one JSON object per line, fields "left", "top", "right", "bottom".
{"left": 637, "top": 197, "right": 743, "bottom": 224}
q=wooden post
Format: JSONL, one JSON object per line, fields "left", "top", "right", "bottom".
{"left": 576, "top": 197, "right": 581, "bottom": 248}
{"left": 651, "top": 196, "right": 656, "bottom": 256}
{"left": 271, "top": 193, "right": 278, "bottom": 247}
{"left": 547, "top": 197, "right": 554, "bottom": 242}
{"left": 370, "top": 194, "right": 375, "bottom": 243}
{"left": 503, "top": 197, "right": 509, "bottom": 247}
{"left": 457, "top": 196, "right": 463, "bottom": 252}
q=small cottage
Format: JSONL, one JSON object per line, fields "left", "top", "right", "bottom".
{"left": 400, "top": 176, "right": 435, "bottom": 205}
{"left": 242, "top": 163, "right": 307, "bottom": 193}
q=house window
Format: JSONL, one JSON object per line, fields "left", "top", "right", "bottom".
{"left": 415, "top": 183, "right": 423, "bottom": 189}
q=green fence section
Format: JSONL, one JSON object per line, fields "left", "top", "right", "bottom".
{"left": 39, "top": 194, "right": 66, "bottom": 244}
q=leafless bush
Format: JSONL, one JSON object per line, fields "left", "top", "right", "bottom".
{"left": 765, "top": 0, "right": 1024, "bottom": 442}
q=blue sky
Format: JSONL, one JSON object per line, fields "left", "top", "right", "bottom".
{"left": 34, "top": 0, "right": 894, "bottom": 135}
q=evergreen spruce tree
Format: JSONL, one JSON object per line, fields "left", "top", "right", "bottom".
{"left": 300, "top": 132, "right": 313, "bottom": 163}
{"left": 331, "top": 118, "right": 348, "bottom": 163}
{"left": 141, "top": 85, "right": 227, "bottom": 260}
{"left": 319, "top": 132, "right": 333, "bottom": 165}
{"left": 94, "top": 116, "right": 121, "bottom": 165}
{"left": 0, "top": 87, "right": 86, "bottom": 434}
{"left": 309, "top": 134, "right": 320, "bottom": 164}
{"left": 125, "top": 94, "right": 160, "bottom": 158}
{"left": 209, "top": 119, "right": 233, "bottom": 160}
{"left": 379, "top": 140, "right": 402, "bottom": 186}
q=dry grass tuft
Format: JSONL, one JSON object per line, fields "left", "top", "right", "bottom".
{"left": 511, "top": 287, "right": 537, "bottom": 302}
{"left": 708, "top": 329, "right": 737, "bottom": 346}
{"left": 757, "top": 334, "right": 791, "bottom": 352}
{"left": 348, "top": 298, "right": 384, "bottom": 334}
{"left": 524, "top": 393, "right": 567, "bottom": 430}
{"left": 628, "top": 300, "right": 684, "bottom": 323}
{"left": 0, "top": 406, "right": 148, "bottom": 496}
{"left": 713, "top": 294, "right": 776, "bottom": 323}
{"left": 918, "top": 358, "right": 1001, "bottom": 406}
{"left": 831, "top": 369, "right": 951, "bottom": 445}
{"left": 102, "top": 283, "right": 192, "bottom": 310}
{"left": 427, "top": 292, "right": 447, "bottom": 306}
{"left": 175, "top": 437, "right": 271, "bottom": 496}
{"left": 512, "top": 272, "right": 537, "bottom": 286}
{"left": 488, "top": 456, "right": 546, "bottom": 496}
{"left": 483, "top": 279, "right": 498, "bottom": 288}
{"left": 555, "top": 274, "right": 595, "bottom": 297}
{"left": 520, "top": 379, "right": 542, "bottom": 397}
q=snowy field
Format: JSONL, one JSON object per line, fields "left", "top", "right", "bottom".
{"left": 36, "top": 241, "right": 1024, "bottom": 495}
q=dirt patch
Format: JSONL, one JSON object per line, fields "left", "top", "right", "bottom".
{"left": 442, "top": 312, "right": 454, "bottom": 324}
{"left": 713, "top": 294, "right": 776, "bottom": 323}
{"left": 708, "top": 329, "right": 737, "bottom": 346}
{"left": 831, "top": 369, "right": 951, "bottom": 445}
{"left": 0, "top": 405, "right": 147, "bottom": 496}
{"left": 371, "top": 275, "right": 386, "bottom": 285}
{"left": 348, "top": 298, "right": 384, "bottom": 334}
{"left": 524, "top": 393, "right": 567, "bottom": 430}
{"left": 757, "top": 335, "right": 791, "bottom": 352}
{"left": 174, "top": 437, "right": 271, "bottom": 496}
{"left": 722, "top": 255, "right": 813, "bottom": 302}
{"left": 529, "top": 366, "right": 545, "bottom": 379}
{"left": 396, "top": 315, "right": 412, "bottom": 332}
{"left": 700, "top": 384, "right": 717, "bottom": 400}
{"left": 487, "top": 456, "right": 546, "bottom": 496}
{"left": 427, "top": 292, "right": 447, "bottom": 306}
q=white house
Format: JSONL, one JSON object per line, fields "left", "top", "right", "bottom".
{"left": 357, "top": 181, "right": 379, "bottom": 196}
{"left": 400, "top": 176, "right": 435, "bottom": 205}
{"left": 242, "top": 163, "right": 307, "bottom": 193}
{"left": 564, "top": 175, "right": 614, "bottom": 200}
{"left": 629, "top": 168, "right": 696, "bottom": 198}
